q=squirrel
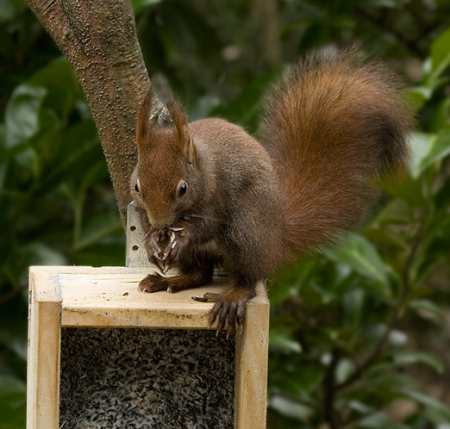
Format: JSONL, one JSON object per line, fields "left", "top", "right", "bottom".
{"left": 131, "top": 49, "right": 411, "bottom": 335}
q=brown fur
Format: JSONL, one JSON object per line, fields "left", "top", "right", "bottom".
{"left": 132, "top": 49, "right": 412, "bottom": 334}
{"left": 260, "top": 48, "right": 411, "bottom": 258}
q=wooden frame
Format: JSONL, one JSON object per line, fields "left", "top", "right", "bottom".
{"left": 27, "top": 265, "right": 269, "bottom": 428}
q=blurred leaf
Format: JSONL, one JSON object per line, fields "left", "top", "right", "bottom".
{"left": 5, "top": 84, "right": 47, "bottom": 148}
{"left": 407, "top": 132, "right": 435, "bottom": 179}
{"left": 389, "top": 329, "right": 408, "bottom": 347}
{"left": 324, "top": 233, "right": 391, "bottom": 288}
{"left": 132, "top": 0, "right": 161, "bottom": 14}
{"left": 30, "top": 57, "right": 81, "bottom": 119}
{"left": 409, "top": 299, "right": 445, "bottom": 323}
{"left": 0, "top": 374, "right": 26, "bottom": 429}
{"left": 269, "top": 395, "right": 312, "bottom": 421}
{"left": 343, "top": 288, "right": 365, "bottom": 328}
{"left": 72, "top": 241, "right": 124, "bottom": 266}
{"left": 190, "top": 94, "right": 222, "bottom": 120}
{"left": 0, "top": 0, "right": 25, "bottom": 22}
{"left": 0, "top": 125, "right": 7, "bottom": 190}
{"left": 211, "top": 71, "right": 276, "bottom": 129}
{"left": 348, "top": 399, "right": 374, "bottom": 415}
{"left": 402, "top": 390, "right": 450, "bottom": 420}
{"left": 359, "top": 412, "right": 408, "bottom": 429}
{"left": 24, "top": 243, "right": 67, "bottom": 266}
{"left": 292, "top": 364, "right": 324, "bottom": 394}
{"left": 429, "top": 27, "right": 450, "bottom": 82}
{"left": 0, "top": 311, "right": 26, "bottom": 361}
{"left": 336, "top": 358, "right": 355, "bottom": 384}
{"left": 430, "top": 98, "right": 450, "bottom": 131}
{"left": 393, "top": 351, "right": 444, "bottom": 374}
{"left": 270, "top": 257, "right": 318, "bottom": 305}
{"left": 34, "top": 121, "right": 100, "bottom": 192}
{"left": 417, "top": 130, "right": 450, "bottom": 174}
{"left": 74, "top": 213, "right": 122, "bottom": 251}
{"left": 366, "top": 0, "right": 403, "bottom": 6}
{"left": 406, "top": 86, "right": 432, "bottom": 112}
{"left": 270, "top": 329, "right": 302, "bottom": 354}
{"left": 371, "top": 199, "right": 411, "bottom": 234}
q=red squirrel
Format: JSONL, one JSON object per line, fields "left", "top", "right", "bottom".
{"left": 131, "top": 49, "right": 411, "bottom": 335}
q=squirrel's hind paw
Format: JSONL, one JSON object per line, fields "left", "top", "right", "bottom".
{"left": 192, "top": 287, "right": 256, "bottom": 336}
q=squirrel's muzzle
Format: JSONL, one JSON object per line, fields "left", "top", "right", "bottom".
{"left": 145, "top": 208, "right": 175, "bottom": 229}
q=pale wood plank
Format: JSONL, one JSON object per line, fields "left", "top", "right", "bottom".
{"left": 30, "top": 266, "right": 269, "bottom": 330}
{"left": 234, "top": 283, "right": 270, "bottom": 429}
{"left": 36, "top": 302, "right": 61, "bottom": 428}
{"left": 53, "top": 267, "right": 268, "bottom": 330}
{"left": 26, "top": 274, "right": 38, "bottom": 429}
{"left": 27, "top": 270, "right": 62, "bottom": 429}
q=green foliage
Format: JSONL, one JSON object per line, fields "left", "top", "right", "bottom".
{"left": 268, "top": 19, "right": 450, "bottom": 428}
{"left": 1, "top": 1, "right": 450, "bottom": 428}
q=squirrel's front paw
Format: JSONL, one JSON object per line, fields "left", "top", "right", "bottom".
{"left": 138, "top": 273, "right": 168, "bottom": 293}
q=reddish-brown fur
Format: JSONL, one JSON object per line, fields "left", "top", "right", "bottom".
{"left": 131, "top": 49, "right": 412, "bottom": 334}
{"left": 260, "top": 49, "right": 411, "bottom": 259}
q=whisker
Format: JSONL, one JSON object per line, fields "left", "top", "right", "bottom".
{"left": 188, "top": 214, "right": 219, "bottom": 222}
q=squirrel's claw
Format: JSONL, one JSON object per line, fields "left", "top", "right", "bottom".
{"left": 192, "top": 292, "right": 220, "bottom": 303}
{"left": 192, "top": 287, "right": 255, "bottom": 336}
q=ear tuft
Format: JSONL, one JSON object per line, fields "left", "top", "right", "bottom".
{"left": 166, "top": 100, "right": 197, "bottom": 166}
{"left": 166, "top": 100, "right": 188, "bottom": 142}
{"left": 136, "top": 86, "right": 153, "bottom": 147}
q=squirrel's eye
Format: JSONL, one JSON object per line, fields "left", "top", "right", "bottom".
{"left": 134, "top": 178, "right": 141, "bottom": 193}
{"left": 177, "top": 180, "right": 188, "bottom": 198}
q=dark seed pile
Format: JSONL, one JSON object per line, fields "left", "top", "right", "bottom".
{"left": 60, "top": 328, "right": 234, "bottom": 429}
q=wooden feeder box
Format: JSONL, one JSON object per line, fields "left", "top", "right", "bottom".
{"left": 27, "top": 203, "right": 270, "bottom": 428}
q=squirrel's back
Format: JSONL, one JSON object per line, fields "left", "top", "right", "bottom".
{"left": 260, "top": 48, "right": 412, "bottom": 259}
{"left": 190, "top": 116, "right": 281, "bottom": 218}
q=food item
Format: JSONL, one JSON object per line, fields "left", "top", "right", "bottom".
{"left": 146, "top": 227, "right": 184, "bottom": 273}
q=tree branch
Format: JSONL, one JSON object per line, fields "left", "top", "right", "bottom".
{"left": 336, "top": 219, "right": 425, "bottom": 391}
{"left": 335, "top": 315, "right": 394, "bottom": 391}
{"left": 27, "top": 0, "right": 151, "bottom": 223}
{"left": 323, "top": 349, "right": 341, "bottom": 429}
{"left": 251, "top": 0, "right": 281, "bottom": 67}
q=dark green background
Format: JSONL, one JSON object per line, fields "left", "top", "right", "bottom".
{"left": 1, "top": 0, "right": 450, "bottom": 427}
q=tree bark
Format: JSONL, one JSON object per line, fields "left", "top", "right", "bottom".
{"left": 27, "top": 0, "right": 150, "bottom": 223}
{"left": 251, "top": 0, "right": 281, "bottom": 67}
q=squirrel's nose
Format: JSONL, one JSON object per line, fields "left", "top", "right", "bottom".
{"left": 147, "top": 211, "right": 175, "bottom": 229}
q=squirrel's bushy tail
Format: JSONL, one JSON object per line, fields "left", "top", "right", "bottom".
{"left": 260, "top": 48, "right": 412, "bottom": 258}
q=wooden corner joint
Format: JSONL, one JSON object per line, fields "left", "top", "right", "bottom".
{"left": 29, "top": 268, "right": 63, "bottom": 304}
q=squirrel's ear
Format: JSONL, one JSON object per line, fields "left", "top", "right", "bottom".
{"left": 185, "top": 135, "right": 197, "bottom": 167}
{"left": 136, "top": 87, "right": 153, "bottom": 148}
{"left": 167, "top": 100, "right": 198, "bottom": 167}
